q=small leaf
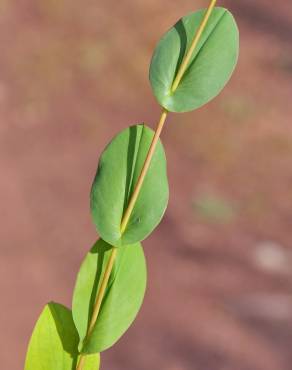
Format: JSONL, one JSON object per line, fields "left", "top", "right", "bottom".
{"left": 149, "top": 7, "right": 239, "bottom": 112}
{"left": 24, "top": 302, "right": 100, "bottom": 370}
{"left": 72, "top": 239, "right": 147, "bottom": 353}
{"left": 90, "top": 124, "right": 168, "bottom": 247}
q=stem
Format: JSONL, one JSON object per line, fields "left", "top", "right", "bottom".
{"left": 76, "top": 2, "right": 216, "bottom": 368}
{"left": 76, "top": 110, "right": 168, "bottom": 370}
{"left": 87, "top": 248, "right": 118, "bottom": 336}
{"left": 120, "top": 108, "right": 168, "bottom": 234}
{"left": 171, "top": 0, "right": 217, "bottom": 92}
{"left": 76, "top": 248, "right": 117, "bottom": 370}
{"left": 76, "top": 356, "right": 85, "bottom": 370}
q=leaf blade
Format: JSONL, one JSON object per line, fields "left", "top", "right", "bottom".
{"left": 72, "top": 239, "right": 147, "bottom": 354}
{"left": 90, "top": 124, "right": 169, "bottom": 246}
{"left": 149, "top": 7, "right": 239, "bottom": 112}
{"left": 24, "top": 302, "right": 100, "bottom": 370}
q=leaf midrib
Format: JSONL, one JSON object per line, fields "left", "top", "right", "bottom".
{"left": 173, "top": 9, "right": 228, "bottom": 91}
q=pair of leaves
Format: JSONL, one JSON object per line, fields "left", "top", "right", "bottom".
{"left": 24, "top": 302, "right": 100, "bottom": 370}
{"left": 25, "top": 239, "right": 145, "bottom": 366}
{"left": 90, "top": 124, "right": 169, "bottom": 247}
{"left": 149, "top": 7, "right": 239, "bottom": 112}
{"left": 75, "top": 124, "right": 154, "bottom": 354}
{"left": 25, "top": 112, "right": 162, "bottom": 366}
{"left": 72, "top": 239, "right": 147, "bottom": 354}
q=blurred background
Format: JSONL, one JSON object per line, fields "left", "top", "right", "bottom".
{"left": 1, "top": 0, "right": 292, "bottom": 369}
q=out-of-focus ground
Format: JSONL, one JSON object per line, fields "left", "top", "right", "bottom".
{"left": 1, "top": 0, "right": 292, "bottom": 369}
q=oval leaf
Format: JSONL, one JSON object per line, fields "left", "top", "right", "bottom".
{"left": 24, "top": 302, "right": 100, "bottom": 370}
{"left": 72, "top": 239, "right": 147, "bottom": 353}
{"left": 90, "top": 124, "right": 168, "bottom": 247}
{"left": 149, "top": 7, "right": 239, "bottom": 112}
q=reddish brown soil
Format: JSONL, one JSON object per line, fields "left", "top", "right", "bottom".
{"left": 1, "top": 1, "right": 292, "bottom": 369}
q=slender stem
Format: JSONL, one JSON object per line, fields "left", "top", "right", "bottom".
{"left": 76, "top": 2, "right": 216, "bottom": 368}
{"left": 171, "top": 0, "right": 217, "bottom": 92}
{"left": 120, "top": 108, "right": 168, "bottom": 234}
{"left": 76, "top": 248, "right": 117, "bottom": 370}
{"left": 76, "top": 110, "right": 168, "bottom": 370}
{"left": 76, "top": 356, "right": 85, "bottom": 370}
{"left": 87, "top": 248, "right": 118, "bottom": 336}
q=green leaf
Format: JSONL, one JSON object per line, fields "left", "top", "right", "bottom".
{"left": 90, "top": 124, "right": 168, "bottom": 247}
{"left": 149, "top": 7, "right": 239, "bottom": 112}
{"left": 24, "top": 302, "right": 100, "bottom": 370}
{"left": 72, "top": 239, "right": 147, "bottom": 354}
